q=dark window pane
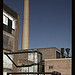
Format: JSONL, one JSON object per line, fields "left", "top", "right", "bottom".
{"left": 3, "top": 18, "right": 12, "bottom": 34}
{"left": 8, "top": 19, "right": 12, "bottom": 34}
{"left": 56, "top": 51, "right": 60, "bottom": 58}
{"left": 49, "top": 66, "right": 53, "bottom": 69}
{"left": 3, "top": 24, "right": 8, "bottom": 32}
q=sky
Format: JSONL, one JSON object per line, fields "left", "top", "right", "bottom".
{"left": 3, "top": 0, "right": 72, "bottom": 56}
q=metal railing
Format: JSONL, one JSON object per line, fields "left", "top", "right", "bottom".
{"left": 7, "top": 71, "right": 61, "bottom": 75}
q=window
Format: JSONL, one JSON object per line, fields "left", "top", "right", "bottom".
{"left": 20, "top": 67, "right": 28, "bottom": 72}
{"left": 9, "top": 14, "right": 16, "bottom": 29}
{"left": 3, "top": 18, "right": 12, "bottom": 34}
{"left": 3, "top": 15, "right": 8, "bottom": 25}
{"left": 49, "top": 66, "right": 53, "bottom": 69}
{"left": 56, "top": 51, "right": 60, "bottom": 58}
{"left": 8, "top": 18, "right": 12, "bottom": 33}
{"left": 3, "top": 11, "right": 16, "bottom": 32}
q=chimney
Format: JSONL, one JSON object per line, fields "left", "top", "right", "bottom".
{"left": 65, "top": 48, "right": 70, "bottom": 57}
{"left": 22, "top": 0, "right": 29, "bottom": 49}
{"left": 61, "top": 48, "right": 64, "bottom": 58}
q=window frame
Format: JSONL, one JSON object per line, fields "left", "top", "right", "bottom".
{"left": 49, "top": 66, "right": 53, "bottom": 69}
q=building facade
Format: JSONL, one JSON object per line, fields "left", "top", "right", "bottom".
{"left": 45, "top": 58, "right": 72, "bottom": 75}
{"left": 3, "top": 3, "right": 19, "bottom": 75}
{"left": 15, "top": 47, "right": 69, "bottom": 73}
{"left": 3, "top": 3, "right": 71, "bottom": 75}
{"left": 37, "top": 47, "right": 67, "bottom": 60}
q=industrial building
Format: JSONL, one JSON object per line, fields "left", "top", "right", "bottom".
{"left": 3, "top": 3, "right": 19, "bottom": 75}
{"left": 3, "top": 0, "right": 72, "bottom": 75}
{"left": 14, "top": 47, "right": 71, "bottom": 74}
{"left": 45, "top": 58, "right": 72, "bottom": 75}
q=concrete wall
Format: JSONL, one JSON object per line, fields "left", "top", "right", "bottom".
{"left": 28, "top": 52, "right": 38, "bottom": 63}
{"left": 3, "top": 53, "right": 13, "bottom": 69}
{"left": 45, "top": 58, "right": 72, "bottom": 75}
{"left": 16, "top": 50, "right": 38, "bottom": 72}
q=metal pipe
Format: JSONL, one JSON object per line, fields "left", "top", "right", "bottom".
{"left": 4, "top": 51, "right": 42, "bottom": 55}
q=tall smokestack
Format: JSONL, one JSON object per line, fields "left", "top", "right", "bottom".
{"left": 22, "top": 0, "right": 29, "bottom": 49}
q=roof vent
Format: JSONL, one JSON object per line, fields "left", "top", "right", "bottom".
{"left": 65, "top": 48, "right": 70, "bottom": 57}
{"left": 61, "top": 48, "right": 64, "bottom": 58}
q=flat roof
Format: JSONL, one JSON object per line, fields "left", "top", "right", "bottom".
{"left": 18, "top": 47, "right": 59, "bottom": 50}
{"left": 45, "top": 58, "right": 72, "bottom": 61}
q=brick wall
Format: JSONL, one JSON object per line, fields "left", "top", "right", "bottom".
{"left": 45, "top": 58, "right": 72, "bottom": 75}
{"left": 38, "top": 47, "right": 57, "bottom": 60}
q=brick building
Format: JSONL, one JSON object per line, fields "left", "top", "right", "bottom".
{"left": 45, "top": 58, "right": 72, "bottom": 75}
{"left": 15, "top": 47, "right": 69, "bottom": 73}
{"left": 3, "top": 3, "right": 71, "bottom": 75}
{"left": 37, "top": 47, "right": 68, "bottom": 72}
{"left": 3, "top": 3, "right": 19, "bottom": 75}
{"left": 37, "top": 47, "right": 67, "bottom": 59}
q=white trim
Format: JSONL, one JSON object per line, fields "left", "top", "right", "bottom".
{"left": 3, "top": 10, "right": 17, "bottom": 21}
{"left": 45, "top": 58, "right": 72, "bottom": 61}
{"left": 3, "top": 14, "right": 8, "bottom": 25}
{"left": 3, "top": 11, "right": 16, "bottom": 29}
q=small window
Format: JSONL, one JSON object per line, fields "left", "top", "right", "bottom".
{"left": 49, "top": 66, "right": 53, "bottom": 69}
{"left": 3, "top": 15, "right": 8, "bottom": 25}
{"left": 3, "top": 12, "right": 16, "bottom": 30}
{"left": 8, "top": 18, "right": 12, "bottom": 33}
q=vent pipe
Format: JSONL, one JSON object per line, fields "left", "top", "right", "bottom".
{"left": 65, "top": 48, "right": 70, "bottom": 57}
{"left": 61, "top": 48, "right": 64, "bottom": 58}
